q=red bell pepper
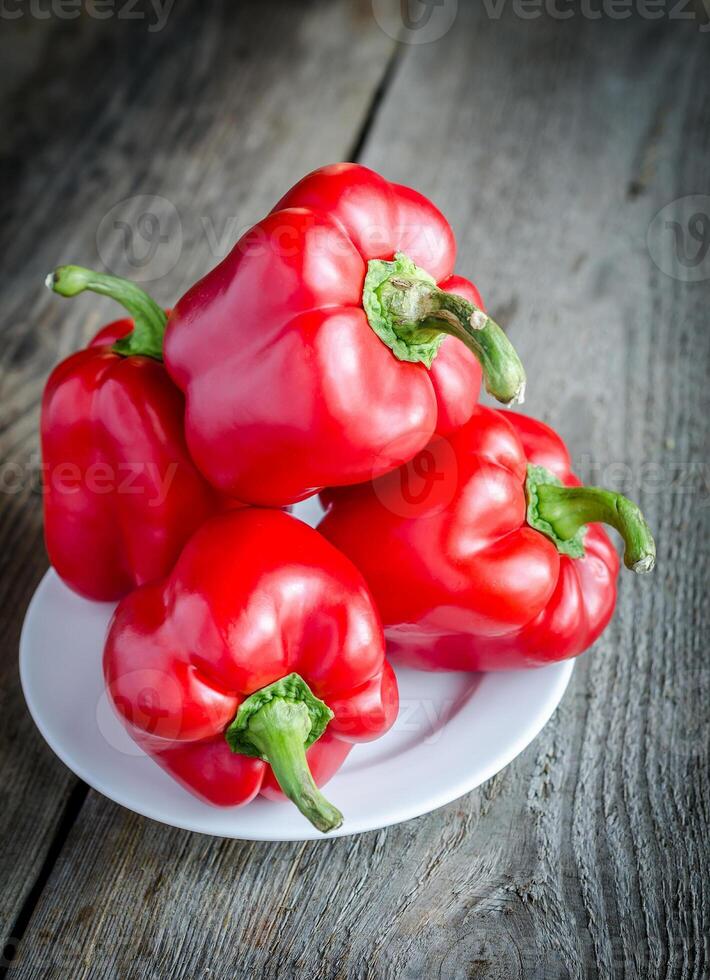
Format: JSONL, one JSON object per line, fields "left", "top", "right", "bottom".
{"left": 42, "top": 266, "right": 219, "bottom": 601}
{"left": 104, "top": 508, "right": 398, "bottom": 832}
{"left": 318, "top": 406, "right": 655, "bottom": 671}
{"left": 164, "top": 163, "right": 526, "bottom": 506}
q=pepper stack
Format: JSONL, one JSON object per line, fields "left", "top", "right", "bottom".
{"left": 42, "top": 163, "right": 654, "bottom": 832}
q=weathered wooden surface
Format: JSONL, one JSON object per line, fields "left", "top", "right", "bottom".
{"left": 1, "top": 3, "right": 708, "bottom": 978}
{"left": 0, "top": 0, "right": 396, "bottom": 964}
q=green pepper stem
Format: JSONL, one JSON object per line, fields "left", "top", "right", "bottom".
{"left": 373, "top": 263, "right": 525, "bottom": 406}
{"left": 418, "top": 290, "right": 525, "bottom": 406}
{"left": 46, "top": 265, "right": 167, "bottom": 360}
{"left": 535, "top": 483, "right": 656, "bottom": 573}
{"left": 245, "top": 699, "right": 343, "bottom": 833}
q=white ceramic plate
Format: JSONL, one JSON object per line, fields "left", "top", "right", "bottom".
{"left": 20, "top": 497, "right": 574, "bottom": 841}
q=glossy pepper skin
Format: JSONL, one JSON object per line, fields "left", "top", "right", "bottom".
{"left": 42, "top": 267, "right": 219, "bottom": 601}
{"left": 319, "top": 407, "right": 655, "bottom": 671}
{"left": 164, "top": 163, "right": 526, "bottom": 506}
{"left": 104, "top": 508, "right": 398, "bottom": 832}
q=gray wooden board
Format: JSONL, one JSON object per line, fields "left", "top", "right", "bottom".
{"left": 0, "top": 0, "right": 395, "bottom": 965}
{"left": 1, "top": 3, "right": 709, "bottom": 978}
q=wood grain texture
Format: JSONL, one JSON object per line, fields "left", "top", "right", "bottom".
{"left": 0, "top": 0, "right": 395, "bottom": 960}
{"left": 2, "top": 3, "right": 709, "bottom": 978}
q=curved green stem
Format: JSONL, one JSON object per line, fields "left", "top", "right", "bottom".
{"left": 46, "top": 265, "right": 167, "bottom": 360}
{"left": 362, "top": 252, "right": 526, "bottom": 406}
{"left": 532, "top": 478, "right": 656, "bottom": 573}
{"left": 225, "top": 673, "right": 342, "bottom": 834}
{"left": 418, "top": 292, "right": 526, "bottom": 406}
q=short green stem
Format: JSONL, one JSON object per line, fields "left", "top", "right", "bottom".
{"left": 362, "top": 253, "right": 526, "bottom": 406}
{"left": 46, "top": 265, "right": 167, "bottom": 360}
{"left": 534, "top": 481, "right": 656, "bottom": 573}
{"left": 225, "top": 674, "right": 342, "bottom": 834}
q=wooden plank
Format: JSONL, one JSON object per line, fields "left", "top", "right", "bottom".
{"left": 8, "top": 6, "right": 710, "bottom": 979}
{"left": 0, "top": 0, "right": 396, "bottom": 959}
{"left": 360, "top": 12, "right": 710, "bottom": 978}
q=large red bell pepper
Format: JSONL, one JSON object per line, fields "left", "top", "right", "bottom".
{"left": 104, "top": 508, "right": 398, "bottom": 832}
{"left": 163, "top": 163, "right": 526, "bottom": 506}
{"left": 318, "top": 406, "right": 655, "bottom": 671}
{"left": 42, "top": 266, "right": 219, "bottom": 601}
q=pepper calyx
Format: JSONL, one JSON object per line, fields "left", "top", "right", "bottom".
{"left": 363, "top": 253, "right": 444, "bottom": 367}
{"left": 225, "top": 672, "right": 332, "bottom": 759}
{"left": 525, "top": 464, "right": 587, "bottom": 559}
